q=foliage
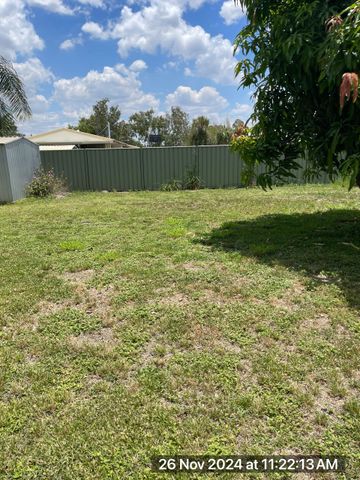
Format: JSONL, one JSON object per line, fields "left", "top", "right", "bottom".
{"left": 69, "top": 100, "right": 245, "bottom": 148}
{"left": 160, "top": 179, "right": 183, "bottom": 191}
{"left": 233, "top": 0, "right": 360, "bottom": 188}
{"left": 0, "top": 114, "right": 19, "bottom": 137}
{"left": 190, "top": 116, "right": 210, "bottom": 145}
{"left": 0, "top": 56, "right": 31, "bottom": 135}
{"left": 128, "top": 109, "right": 162, "bottom": 145}
{"left": 208, "top": 123, "right": 233, "bottom": 145}
{"left": 164, "top": 106, "right": 190, "bottom": 146}
{"left": 161, "top": 167, "right": 203, "bottom": 191}
{"left": 183, "top": 167, "right": 202, "bottom": 190}
{"left": 69, "top": 98, "right": 132, "bottom": 144}
{"left": 26, "top": 168, "right": 67, "bottom": 198}
{"left": 230, "top": 129, "right": 259, "bottom": 186}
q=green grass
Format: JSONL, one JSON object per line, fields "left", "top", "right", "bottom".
{"left": 0, "top": 185, "right": 359, "bottom": 479}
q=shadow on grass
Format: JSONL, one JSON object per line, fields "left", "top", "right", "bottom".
{"left": 198, "top": 209, "right": 360, "bottom": 309}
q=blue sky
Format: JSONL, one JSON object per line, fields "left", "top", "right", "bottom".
{"left": 1, "top": 0, "right": 251, "bottom": 134}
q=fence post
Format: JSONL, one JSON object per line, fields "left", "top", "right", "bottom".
{"left": 140, "top": 147, "right": 146, "bottom": 190}
{"left": 196, "top": 145, "right": 199, "bottom": 175}
{"left": 84, "top": 149, "right": 91, "bottom": 190}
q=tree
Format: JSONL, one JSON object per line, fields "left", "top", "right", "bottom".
{"left": 70, "top": 98, "right": 131, "bottom": 143}
{"left": 0, "top": 56, "right": 31, "bottom": 136}
{"left": 208, "top": 124, "right": 233, "bottom": 145}
{"left": 129, "top": 109, "right": 168, "bottom": 145}
{"left": 0, "top": 115, "right": 19, "bottom": 137}
{"left": 232, "top": 1, "right": 360, "bottom": 188}
{"left": 128, "top": 109, "right": 155, "bottom": 145}
{"left": 165, "top": 106, "right": 190, "bottom": 146}
{"left": 190, "top": 116, "right": 210, "bottom": 145}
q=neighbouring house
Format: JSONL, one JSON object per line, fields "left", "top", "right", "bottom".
{"left": 27, "top": 128, "right": 138, "bottom": 150}
{"left": 0, "top": 137, "right": 40, "bottom": 203}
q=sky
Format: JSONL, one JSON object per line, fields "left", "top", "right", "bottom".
{"left": 1, "top": 0, "right": 251, "bottom": 134}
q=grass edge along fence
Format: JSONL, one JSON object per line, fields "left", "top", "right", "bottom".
{"left": 40, "top": 145, "right": 332, "bottom": 192}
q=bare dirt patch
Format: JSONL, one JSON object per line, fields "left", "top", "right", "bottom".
{"left": 69, "top": 327, "right": 115, "bottom": 350}
{"left": 36, "top": 300, "right": 71, "bottom": 316}
{"left": 182, "top": 262, "right": 204, "bottom": 272}
{"left": 313, "top": 383, "right": 345, "bottom": 416}
{"left": 270, "top": 296, "right": 298, "bottom": 311}
{"left": 269, "top": 280, "right": 305, "bottom": 312}
{"left": 63, "top": 269, "right": 94, "bottom": 283}
{"left": 62, "top": 269, "right": 115, "bottom": 323}
{"left": 303, "top": 313, "right": 331, "bottom": 330}
{"left": 201, "top": 288, "right": 242, "bottom": 306}
{"left": 158, "top": 293, "right": 189, "bottom": 307}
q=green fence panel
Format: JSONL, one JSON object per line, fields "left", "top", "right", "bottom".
{"left": 40, "top": 146, "right": 333, "bottom": 192}
{"left": 41, "top": 150, "right": 89, "bottom": 190}
{"left": 86, "top": 149, "right": 143, "bottom": 191}
{"left": 142, "top": 146, "right": 197, "bottom": 190}
{"left": 198, "top": 146, "right": 242, "bottom": 188}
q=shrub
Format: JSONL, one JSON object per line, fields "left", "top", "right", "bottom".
{"left": 26, "top": 168, "right": 67, "bottom": 198}
{"left": 230, "top": 130, "right": 259, "bottom": 187}
{"left": 160, "top": 179, "right": 183, "bottom": 192}
{"left": 183, "top": 168, "right": 202, "bottom": 190}
{"left": 160, "top": 168, "right": 203, "bottom": 192}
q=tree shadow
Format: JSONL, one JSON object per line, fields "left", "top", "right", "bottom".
{"left": 198, "top": 209, "right": 360, "bottom": 309}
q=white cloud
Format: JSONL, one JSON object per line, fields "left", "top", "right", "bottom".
{"left": 53, "top": 64, "right": 159, "bottom": 119}
{"left": 77, "top": 0, "right": 105, "bottom": 6}
{"left": 81, "top": 1, "right": 237, "bottom": 85}
{"left": 230, "top": 102, "right": 253, "bottom": 123}
{"left": 166, "top": 85, "right": 228, "bottom": 122}
{"left": 129, "top": 59, "right": 147, "bottom": 72}
{"left": 0, "top": 0, "right": 44, "bottom": 60}
{"left": 164, "top": 61, "right": 178, "bottom": 70}
{"left": 29, "top": 94, "right": 51, "bottom": 114}
{"left": 82, "top": 21, "right": 109, "bottom": 39}
{"left": 220, "top": 0, "right": 246, "bottom": 25}
{"left": 26, "top": 0, "right": 73, "bottom": 15}
{"left": 13, "top": 58, "right": 54, "bottom": 122}
{"left": 20, "top": 112, "right": 63, "bottom": 135}
{"left": 13, "top": 58, "right": 54, "bottom": 92}
{"left": 60, "top": 37, "right": 83, "bottom": 50}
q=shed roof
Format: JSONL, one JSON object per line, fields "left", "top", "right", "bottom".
{"left": 0, "top": 137, "right": 22, "bottom": 145}
{"left": 0, "top": 137, "right": 38, "bottom": 148}
{"left": 27, "top": 128, "right": 136, "bottom": 148}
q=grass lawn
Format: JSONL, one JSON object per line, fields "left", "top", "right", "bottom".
{"left": 0, "top": 184, "right": 359, "bottom": 479}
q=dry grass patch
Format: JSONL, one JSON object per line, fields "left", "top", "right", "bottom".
{"left": 62, "top": 269, "right": 94, "bottom": 283}
{"left": 157, "top": 292, "right": 190, "bottom": 307}
{"left": 69, "top": 327, "right": 116, "bottom": 351}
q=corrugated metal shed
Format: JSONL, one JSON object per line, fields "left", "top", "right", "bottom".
{"left": 0, "top": 137, "right": 40, "bottom": 202}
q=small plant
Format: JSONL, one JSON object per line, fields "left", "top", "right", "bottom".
{"left": 26, "top": 168, "right": 67, "bottom": 198}
{"left": 160, "top": 179, "right": 182, "bottom": 192}
{"left": 160, "top": 168, "right": 203, "bottom": 192}
{"left": 183, "top": 167, "right": 202, "bottom": 190}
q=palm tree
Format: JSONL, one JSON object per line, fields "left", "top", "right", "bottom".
{"left": 0, "top": 56, "right": 31, "bottom": 136}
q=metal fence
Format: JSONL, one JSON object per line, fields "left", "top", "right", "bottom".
{"left": 40, "top": 145, "right": 331, "bottom": 191}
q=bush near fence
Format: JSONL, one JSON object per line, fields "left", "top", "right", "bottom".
{"left": 40, "top": 145, "right": 332, "bottom": 192}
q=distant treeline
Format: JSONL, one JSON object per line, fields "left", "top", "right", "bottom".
{"left": 68, "top": 98, "right": 245, "bottom": 147}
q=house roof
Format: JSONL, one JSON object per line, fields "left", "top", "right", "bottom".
{"left": 27, "top": 128, "right": 115, "bottom": 146}
{"left": 39, "top": 145, "right": 76, "bottom": 151}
